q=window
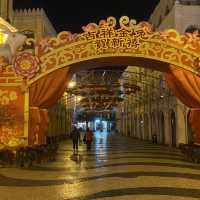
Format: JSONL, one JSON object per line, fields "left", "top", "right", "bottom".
{"left": 21, "top": 30, "right": 35, "bottom": 39}
{"left": 179, "top": 0, "right": 200, "bottom": 5}
{"left": 21, "top": 30, "right": 35, "bottom": 49}
{"left": 185, "top": 25, "right": 200, "bottom": 36}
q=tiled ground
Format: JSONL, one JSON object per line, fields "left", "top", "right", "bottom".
{"left": 0, "top": 131, "right": 200, "bottom": 200}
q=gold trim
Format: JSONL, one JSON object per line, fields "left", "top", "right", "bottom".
{"left": 0, "top": 83, "right": 22, "bottom": 86}
{"left": 28, "top": 53, "right": 199, "bottom": 85}
{"left": 22, "top": 16, "right": 200, "bottom": 85}
{"left": 5, "top": 77, "right": 22, "bottom": 80}
{"left": 0, "top": 17, "right": 17, "bottom": 32}
{"left": 23, "top": 89, "right": 29, "bottom": 145}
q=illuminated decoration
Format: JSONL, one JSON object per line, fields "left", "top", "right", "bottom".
{"left": 0, "top": 86, "right": 26, "bottom": 147}
{"left": 28, "top": 16, "right": 200, "bottom": 85}
{"left": 67, "top": 83, "right": 140, "bottom": 96}
{"left": 13, "top": 52, "right": 40, "bottom": 79}
{"left": 78, "top": 96, "right": 121, "bottom": 111}
{"left": 66, "top": 69, "right": 141, "bottom": 112}
{"left": 0, "top": 32, "right": 8, "bottom": 44}
{"left": 0, "top": 17, "right": 17, "bottom": 32}
{"left": 68, "top": 81, "right": 76, "bottom": 88}
{"left": 0, "top": 31, "right": 27, "bottom": 65}
{"left": 77, "top": 96, "right": 82, "bottom": 102}
{"left": 2, "top": 16, "right": 200, "bottom": 147}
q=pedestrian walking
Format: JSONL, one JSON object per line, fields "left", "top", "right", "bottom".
{"left": 78, "top": 127, "right": 84, "bottom": 145}
{"left": 70, "top": 126, "right": 80, "bottom": 154}
{"left": 99, "top": 128, "right": 103, "bottom": 139}
{"left": 85, "top": 128, "right": 93, "bottom": 151}
{"left": 152, "top": 133, "right": 157, "bottom": 144}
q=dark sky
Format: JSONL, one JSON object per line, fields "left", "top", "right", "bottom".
{"left": 13, "top": 0, "right": 160, "bottom": 33}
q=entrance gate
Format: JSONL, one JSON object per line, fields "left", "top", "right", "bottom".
{"left": 1, "top": 16, "right": 200, "bottom": 147}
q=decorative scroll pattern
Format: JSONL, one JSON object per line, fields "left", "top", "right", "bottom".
{"left": 27, "top": 16, "right": 200, "bottom": 84}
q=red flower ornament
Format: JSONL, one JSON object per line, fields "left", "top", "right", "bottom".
{"left": 13, "top": 52, "right": 40, "bottom": 79}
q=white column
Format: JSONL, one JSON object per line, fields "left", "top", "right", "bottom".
{"left": 176, "top": 100, "right": 187, "bottom": 144}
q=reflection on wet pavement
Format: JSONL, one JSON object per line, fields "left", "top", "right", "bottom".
{"left": 0, "top": 131, "right": 200, "bottom": 200}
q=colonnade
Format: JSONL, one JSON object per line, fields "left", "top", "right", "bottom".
{"left": 116, "top": 73, "right": 192, "bottom": 147}
{"left": 47, "top": 103, "right": 73, "bottom": 140}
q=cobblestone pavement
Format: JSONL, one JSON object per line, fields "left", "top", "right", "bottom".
{"left": 1, "top": 131, "right": 200, "bottom": 200}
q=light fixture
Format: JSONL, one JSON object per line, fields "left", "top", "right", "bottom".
{"left": 68, "top": 81, "right": 76, "bottom": 88}
{"left": 77, "top": 96, "right": 82, "bottom": 102}
{"left": 63, "top": 92, "right": 67, "bottom": 96}
{"left": 0, "top": 32, "right": 8, "bottom": 44}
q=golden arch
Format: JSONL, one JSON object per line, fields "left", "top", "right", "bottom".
{"left": 24, "top": 16, "right": 200, "bottom": 85}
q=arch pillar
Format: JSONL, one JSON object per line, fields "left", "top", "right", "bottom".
{"left": 147, "top": 113, "right": 152, "bottom": 141}
{"left": 176, "top": 99, "right": 187, "bottom": 145}
{"left": 164, "top": 111, "right": 171, "bottom": 146}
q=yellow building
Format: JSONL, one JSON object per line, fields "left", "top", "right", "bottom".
{"left": 0, "top": 0, "right": 56, "bottom": 38}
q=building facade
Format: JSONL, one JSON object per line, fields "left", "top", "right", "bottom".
{"left": 13, "top": 8, "right": 56, "bottom": 39}
{"left": 0, "top": 0, "right": 197, "bottom": 145}
{"left": 0, "top": 0, "right": 56, "bottom": 38}
{"left": 117, "top": 0, "right": 200, "bottom": 147}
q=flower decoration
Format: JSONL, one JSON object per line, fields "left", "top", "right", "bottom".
{"left": 13, "top": 52, "right": 40, "bottom": 79}
{"left": 0, "top": 89, "right": 18, "bottom": 105}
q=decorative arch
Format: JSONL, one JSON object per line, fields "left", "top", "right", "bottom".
{"left": 2, "top": 16, "right": 200, "bottom": 146}
{"left": 12, "top": 16, "right": 200, "bottom": 86}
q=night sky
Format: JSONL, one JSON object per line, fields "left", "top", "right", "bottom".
{"left": 13, "top": 0, "right": 160, "bottom": 33}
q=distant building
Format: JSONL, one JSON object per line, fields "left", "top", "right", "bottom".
{"left": 13, "top": 8, "right": 56, "bottom": 39}
{"left": 0, "top": 0, "right": 56, "bottom": 39}
{"left": 149, "top": 0, "right": 200, "bottom": 33}
{"left": 0, "top": 0, "right": 12, "bottom": 22}
{"left": 0, "top": 0, "right": 70, "bottom": 140}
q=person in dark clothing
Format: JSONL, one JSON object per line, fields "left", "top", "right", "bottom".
{"left": 152, "top": 134, "right": 157, "bottom": 144}
{"left": 85, "top": 128, "right": 93, "bottom": 151}
{"left": 70, "top": 127, "right": 80, "bottom": 154}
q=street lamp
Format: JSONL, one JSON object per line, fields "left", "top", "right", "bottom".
{"left": 77, "top": 96, "right": 82, "bottom": 102}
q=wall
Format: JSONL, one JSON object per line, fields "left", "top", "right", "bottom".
{"left": 12, "top": 8, "right": 56, "bottom": 39}
{"left": 175, "top": 3, "right": 200, "bottom": 33}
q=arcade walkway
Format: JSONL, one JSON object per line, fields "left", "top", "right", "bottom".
{"left": 0, "top": 132, "right": 200, "bottom": 200}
